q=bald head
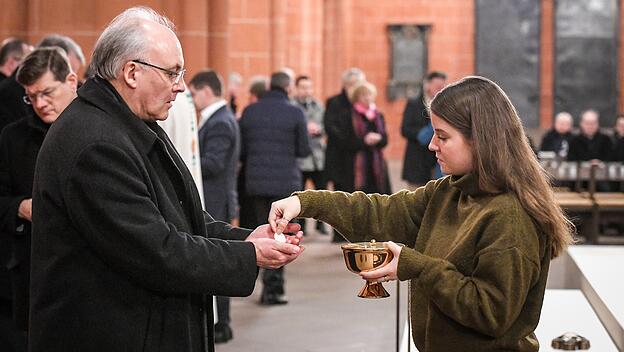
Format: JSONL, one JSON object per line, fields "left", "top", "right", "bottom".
{"left": 554, "top": 112, "right": 573, "bottom": 134}
{"left": 579, "top": 110, "right": 600, "bottom": 137}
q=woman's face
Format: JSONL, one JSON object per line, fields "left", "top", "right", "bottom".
{"left": 428, "top": 112, "right": 473, "bottom": 175}
{"left": 357, "top": 91, "right": 374, "bottom": 108}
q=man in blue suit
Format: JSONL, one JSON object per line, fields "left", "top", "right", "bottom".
{"left": 189, "top": 70, "right": 240, "bottom": 344}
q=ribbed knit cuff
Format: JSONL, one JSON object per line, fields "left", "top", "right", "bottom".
{"left": 397, "top": 247, "right": 428, "bottom": 281}
{"left": 292, "top": 190, "right": 322, "bottom": 218}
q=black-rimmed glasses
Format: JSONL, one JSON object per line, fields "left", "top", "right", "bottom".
{"left": 132, "top": 59, "right": 186, "bottom": 85}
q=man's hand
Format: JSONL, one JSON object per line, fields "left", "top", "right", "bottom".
{"left": 268, "top": 196, "right": 302, "bottom": 234}
{"left": 307, "top": 121, "right": 321, "bottom": 136}
{"left": 18, "top": 199, "right": 32, "bottom": 221}
{"left": 247, "top": 223, "right": 303, "bottom": 245}
{"left": 248, "top": 237, "right": 304, "bottom": 269}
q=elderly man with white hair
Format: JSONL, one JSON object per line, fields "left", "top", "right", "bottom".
{"left": 29, "top": 7, "right": 303, "bottom": 352}
{"left": 539, "top": 111, "right": 574, "bottom": 158}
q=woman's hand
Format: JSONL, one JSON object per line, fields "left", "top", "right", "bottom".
{"left": 360, "top": 241, "right": 402, "bottom": 283}
{"left": 268, "top": 196, "right": 302, "bottom": 234}
{"left": 364, "top": 132, "right": 382, "bottom": 146}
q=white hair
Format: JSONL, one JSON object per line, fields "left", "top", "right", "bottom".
{"left": 341, "top": 67, "right": 365, "bottom": 86}
{"left": 88, "top": 6, "right": 175, "bottom": 80}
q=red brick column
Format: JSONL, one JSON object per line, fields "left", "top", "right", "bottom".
{"left": 539, "top": 0, "right": 554, "bottom": 129}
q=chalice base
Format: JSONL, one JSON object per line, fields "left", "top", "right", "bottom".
{"left": 357, "top": 280, "right": 390, "bottom": 299}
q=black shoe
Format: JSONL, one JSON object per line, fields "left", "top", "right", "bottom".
{"left": 214, "top": 324, "right": 233, "bottom": 344}
{"left": 260, "top": 292, "right": 288, "bottom": 305}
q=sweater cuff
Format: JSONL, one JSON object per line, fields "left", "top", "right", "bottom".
{"left": 292, "top": 190, "right": 321, "bottom": 218}
{"left": 397, "top": 247, "right": 428, "bottom": 281}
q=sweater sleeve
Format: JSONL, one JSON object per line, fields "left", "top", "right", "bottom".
{"left": 295, "top": 182, "right": 436, "bottom": 247}
{"left": 397, "top": 207, "right": 542, "bottom": 338}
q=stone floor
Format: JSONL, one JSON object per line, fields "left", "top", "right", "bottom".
{"left": 215, "top": 227, "right": 409, "bottom": 352}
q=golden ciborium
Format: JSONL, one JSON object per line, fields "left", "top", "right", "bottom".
{"left": 341, "top": 240, "right": 394, "bottom": 299}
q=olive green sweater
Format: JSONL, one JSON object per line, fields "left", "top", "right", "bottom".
{"left": 296, "top": 174, "right": 551, "bottom": 351}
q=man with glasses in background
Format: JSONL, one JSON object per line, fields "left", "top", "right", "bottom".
{"left": 29, "top": 7, "right": 304, "bottom": 352}
{"left": 0, "top": 46, "right": 77, "bottom": 350}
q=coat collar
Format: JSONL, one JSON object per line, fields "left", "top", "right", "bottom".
{"left": 77, "top": 77, "right": 159, "bottom": 154}
{"left": 262, "top": 89, "right": 289, "bottom": 101}
{"left": 25, "top": 109, "right": 50, "bottom": 135}
{"left": 449, "top": 173, "right": 483, "bottom": 197}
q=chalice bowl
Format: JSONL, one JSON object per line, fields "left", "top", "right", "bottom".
{"left": 341, "top": 240, "right": 394, "bottom": 299}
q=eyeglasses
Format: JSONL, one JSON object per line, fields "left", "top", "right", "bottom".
{"left": 132, "top": 60, "right": 186, "bottom": 85}
{"left": 23, "top": 82, "right": 63, "bottom": 105}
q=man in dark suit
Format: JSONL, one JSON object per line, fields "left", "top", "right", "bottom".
{"left": 29, "top": 7, "right": 303, "bottom": 352}
{"left": 239, "top": 71, "right": 310, "bottom": 305}
{"left": 401, "top": 71, "right": 447, "bottom": 189}
{"left": 0, "top": 37, "right": 32, "bottom": 352}
{"left": 323, "top": 68, "right": 365, "bottom": 242}
{"left": 0, "top": 34, "right": 85, "bottom": 133}
{"left": 189, "top": 70, "right": 240, "bottom": 344}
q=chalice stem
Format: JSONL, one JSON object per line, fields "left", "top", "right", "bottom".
{"left": 358, "top": 279, "right": 390, "bottom": 299}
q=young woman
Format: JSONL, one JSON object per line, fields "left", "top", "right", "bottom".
{"left": 269, "top": 76, "right": 574, "bottom": 351}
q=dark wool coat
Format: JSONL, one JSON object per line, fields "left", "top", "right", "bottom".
{"left": 567, "top": 132, "right": 613, "bottom": 161}
{"left": 30, "top": 78, "right": 258, "bottom": 352}
{"left": 0, "top": 111, "right": 49, "bottom": 330}
{"left": 0, "top": 73, "right": 30, "bottom": 133}
{"left": 198, "top": 105, "right": 240, "bottom": 222}
{"left": 323, "top": 89, "right": 352, "bottom": 186}
{"left": 401, "top": 95, "right": 437, "bottom": 185}
{"left": 239, "top": 89, "right": 310, "bottom": 197}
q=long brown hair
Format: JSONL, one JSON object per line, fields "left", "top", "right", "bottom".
{"left": 430, "top": 76, "right": 574, "bottom": 258}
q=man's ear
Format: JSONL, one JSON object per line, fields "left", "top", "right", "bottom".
{"left": 122, "top": 61, "right": 139, "bottom": 89}
{"left": 65, "top": 72, "right": 79, "bottom": 91}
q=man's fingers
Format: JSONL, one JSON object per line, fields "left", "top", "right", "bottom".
{"left": 283, "top": 222, "right": 301, "bottom": 234}
{"left": 274, "top": 242, "right": 301, "bottom": 255}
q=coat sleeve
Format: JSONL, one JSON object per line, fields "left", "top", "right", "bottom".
{"left": 296, "top": 181, "right": 437, "bottom": 247}
{"left": 401, "top": 98, "right": 428, "bottom": 141}
{"left": 65, "top": 142, "right": 258, "bottom": 297}
{"left": 199, "top": 119, "right": 235, "bottom": 178}
{"left": 376, "top": 113, "right": 389, "bottom": 149}
{"left": 0, "top": 130, "right": 28, "bottom": 236}
{"left": 295, "top": 109, "right": 312, "bottom": 158}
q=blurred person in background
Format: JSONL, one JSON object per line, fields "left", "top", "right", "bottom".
{"left": 611, "top": 114, "right": 624, "bottom": 162}
{"left": 347, "top": 81, "right": 391, "bottom": 194}
{"left": 239, "top": 71, "right": 310, "bottom": 305}
{"left": 294, "top": 75, "right": 327, "bottom": 234}
{"left": 567, "top": 109, "right": 613, "bottom": 191}
{"left": 0, "top": 39, "right": 33, "bottom": 133}
{"left": 189, "top": 69, "right": 241, "bottom": 343}
{"left": 540, "top": 111, "right": 574, "bottom": 159}
{"left": 0, "top": 47, "right": 77, "bottom": 341}
{"left": 401, "top": 71, "right": 447, "bottom": 189}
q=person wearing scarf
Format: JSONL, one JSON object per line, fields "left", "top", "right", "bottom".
{"left": 350, "top": 82, "right": 391, "bottom": 194}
